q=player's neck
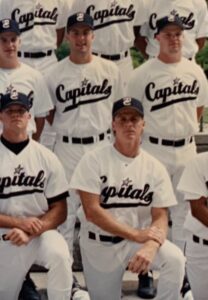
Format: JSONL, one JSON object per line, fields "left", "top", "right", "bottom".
{"left": 69, "top": 52, "right": 93, "bottom": 64}
{"left": 0, "top": 57, "right": 20, "bottom": 69}
{"left": 158, "top": 52, "right": 181, "bottom": 64}
{"left": 114, "top": 140, "right": 140, "bottom": 158}
{"left": 2, "top": 130, "right": 28, "bottom": 143}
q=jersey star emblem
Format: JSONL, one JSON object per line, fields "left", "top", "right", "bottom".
{"left": 111, "top": 0, "right": 117, "bottom": 8}
{"left": 81, "top": 78, "right": 89, "bottom": 87}
{"left": 14, "top": 165, "right": 24, "bottom": 175}
{"left": 36, "top": 3, "right": 43, "bottom": 10}
{"left": 173, "top": 77, "right": 180, "bottom": 85}
{"left": 170, "top": 9, "right": 177, "bottom": 16}
{"left": 122, "top": 178, "right": 132, "bottom": 187}
{"left": 6, "top": 84, "right": 17, "bottom": 94}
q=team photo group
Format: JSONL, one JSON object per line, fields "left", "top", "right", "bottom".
{"left": 0, "top": 1, "right": 208, "bottom": 300}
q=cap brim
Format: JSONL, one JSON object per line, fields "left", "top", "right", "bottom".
{"left": 2, "top": 101, "right": 29, "bottom": 110}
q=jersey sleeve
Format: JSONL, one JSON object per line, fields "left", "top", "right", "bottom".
{"left": 0, "top": 0, "right": 11, "bottom": 19}
{"left": 126, "top": 66, "right": 146, "bottom": 102}
{"left": 70, "top": 151, "right": 102, "bottom": 195}
{"left": 44, "top": 151, "right": 69, "bottom": 199}
{"left": 151, "top": 159, "right": 177, "bottom": 208}
{"left": 177, "top": 153, "right": 208, "bottom": 199}
{"left": 195, "top": 64, "right": 208, "bottom": 107}
{"left": 134, "top": 0, "right": 150, "bottom": 26}
{"left": 33, "top": 72, "right": 54, "bottom": 116}
{"left": 195, "top": 0, "right": 208, "bottom": 38}
{"left": 57, "top": 0, "right": 72, "bottom": 29}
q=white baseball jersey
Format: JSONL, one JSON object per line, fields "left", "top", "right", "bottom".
{"left": 71, "top": 0, "right": 148, "bottom": 55}
{"left": 140, "top": 0, "right": 208, "bottom": 59}
{"left": 44, "top": 55, "right": 124, "bottom": 136}
{"left": 0, "top": 138, "right": 69, "bottom": 232}
{"left": 177, "top": 152, "right": 208, "bottom": 239}
{"left": 70, "top": 144, "right": 177, "bottom": 237}
{"left": 0, "top": 63, "right": 53, "bottom": 133}
{"left": 0, "top": 0, "right": 71, "bottom": 52}
{"left": 127, "top": 58, "right": 208, "bottom": 140}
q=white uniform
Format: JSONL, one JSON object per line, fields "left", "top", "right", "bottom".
{"left": 71, "top": 0, "right": 148, "bottom": 88}
{"left": 177, "top": 152, "right": 208, "bottom": 300}
{"left": 127, "top": 57, "right": 208, "bottom": 251}
{"left": 0, "top": 0, "right": 72, "bottom": 73}
{"left": 70, "top": 144, "right": 185, "bottom": 300}
{"left": 140, "top": 0, "right": 208, "bottom": 59}
{"left": 0, "top": 138, "right": 72, "bottom": 300}
{"left": 44, "top": 55, "right": 124, "bottom": 252}
{"left": 0, "top": 63, "right": 53, "bottom": 135}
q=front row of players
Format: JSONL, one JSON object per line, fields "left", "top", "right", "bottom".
{"left": 0, "top": 90, "right": 199, "bottom": 300}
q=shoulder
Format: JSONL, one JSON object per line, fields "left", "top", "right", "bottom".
{"left": 92, "top": 55, "right": 120, "bottom": 71}
{"left": 140, "top": 149, "right": 169, "bottom": 174}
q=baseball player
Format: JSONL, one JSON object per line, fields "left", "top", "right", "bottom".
{"left": 127, "top": 14, "right": 208, "bottom": 253}
{"left": 0, "top": 0, "right": 72, "bottom": 73}
{"left": 0, "top": 18, "right": 53, "bottom": 141}
{"left": 177, "top": 152, "right": 208, "bottom": 300}
{"left": 0, "top": 91, "right": 73, "bottom": 300}
{"left": 136, "top": 0, "right": 208, "bottom": 60}
{"left": 44, "top": 12, "right": 124, "bottom": 254}
{"left": 127, "top": 15, "right": 208, "bottom": 299}
{"left": 70, "top": 0, "right": 149, "bottom": 88}
{"left": 69, "top": 97, "right": 185, "bottom": 300}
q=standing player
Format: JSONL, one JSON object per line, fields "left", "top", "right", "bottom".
{"left": 0, "top": 91, "right": 73, "bottom": 300}
{"left": 70, "top": 0, "right": 149, "bottom": 88}
{"left": 69, "top": 97, "right": 185, "bottom": 300}
{"left": 0, "top": 18, "right": 53, "bottom": 141}
{"left": 135, "top": 0, "right": 208, "bottom": 60}
{"left": 45, "top": 12, "right": 124, "bottom": 256}
{"left": 178, "top": 152, "right": 208, "bottom": 300}
{"left": 127, "top": 15, "right": 208, "bottom": 299}
{"left": 0, "top": 0, "right": 72, "bottom": 73}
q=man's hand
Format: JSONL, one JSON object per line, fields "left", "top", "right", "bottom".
{"left": 5, "top": 228, "right": 31, "bottom": 246}
{"left": 136, "top": 226, "right": 166, "bottom": 245}
{"left": 17, "top": 217, "right": 43, "bottom": 236}
{"left": 128, "top": 241, "right": 159, "bottom": 275}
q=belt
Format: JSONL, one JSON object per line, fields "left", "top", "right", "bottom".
{"left": 0, "top": 234, "right": 7, "bottom": 241}
{"left": 62, "top": 129, "right": 111, "bottom": 144}
{"left": 93, "top": 50, "right": 128, "bottom": 61}
{"left": 89, "top": 231, "right": 124, "bottom": 244}
{"left": 193, "top": 235, "right": 208, "bottom": 246}
{"left": 149, "top": 136, "right": 193, "bottom": 147}
{"left": 18, "top": 50, "right": 53, "bottom": 58}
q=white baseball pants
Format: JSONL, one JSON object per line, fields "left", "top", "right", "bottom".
{"left": 80, "top": 233, "right": 185, "bottom": 300}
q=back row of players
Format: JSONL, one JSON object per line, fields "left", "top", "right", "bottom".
{"left": 0, "top": 1, "right": 208, "bottom": 300}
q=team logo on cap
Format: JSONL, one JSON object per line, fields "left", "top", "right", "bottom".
{"left": 123, "top": 97, "right": 132, "bottom": 106}
{"left": 168, "top": 15, "right": 175, "bottom": 22}
{"left": 10, "top": 90, "right": 18, "bottom": 100}
{"left": 76, "top": 12, "right": 84, "bottom": 22}
{"left": 2, "top": 19, "right": 10, "bottom": 29}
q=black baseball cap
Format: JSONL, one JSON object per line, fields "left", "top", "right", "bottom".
{"left": 67, "top": 12, "right": 94, "bottom": 31}
{"left": 0, "top": 18, "right": 20, "bottom": 35}
{"left": 112, "top": 97, "right": 144, "bottom": 118}
{"left": 0, "top": 91, "right": 31, "bottom": 111}
{"left": 156, "top": 15, "right": 184, "bottom": 35}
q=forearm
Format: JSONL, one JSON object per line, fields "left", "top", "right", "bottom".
{"left": 150, "top": 207, "right": 168, "bottom": 240}
{"left": 38, "top": 200, "right": 67, "bottom": 234}
{"left": 0, "top": 214, "right": 22, "bottom": 229}
{"left": 33, "top": 117, "right": 45, "bottom": 141}
{"left": 191, "top": 197, "right": 208, "bottom": 227}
